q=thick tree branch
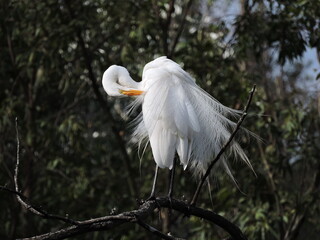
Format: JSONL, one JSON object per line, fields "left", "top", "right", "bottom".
{"left": 6, "top": 129, "right": 247, "bottom": 240}
{"left": 190, "top": 85, "right": 256, "bottom": 206}
{"left": 6, "top": 113, "right": 250, "bottom": 240}
{"left": 15, "top": 198, "right": 247, "bottom": 240}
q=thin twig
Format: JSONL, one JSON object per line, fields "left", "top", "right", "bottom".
{"left": 136, "top": 217, "right": 185, "bottom": 240}
{"left": 168, "top": 0, "right": 193, "bottom": 58}
{"left": 14, "top": 118, "right": 42, "bottom": 216}
{"left": 13, "top": 118, "right": 80, "bottom": 226}
{"left": 78, "top": 215, "right": 134, "bottom": 225}
{"left": 7, "top": 33, "right": 16, "bottom": 64}
{"left": 0, "top": 185, "right": 27, "bottom": 200}
{"left": 190, "top": 85, "right": 256, "bottom": 206}
{"left": 161, "top": 0, "right": 175, "bottom": 55}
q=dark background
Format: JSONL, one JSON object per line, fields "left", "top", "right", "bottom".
{"left": 1, "top": 0, "right": 319, "bottom": 239}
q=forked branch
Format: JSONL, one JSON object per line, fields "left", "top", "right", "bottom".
{"left": 3, "top": 109, "right": 254, "bottom": 239}
{"left": 8, "top": 198, "right": 246, "bottom": 240}
{"left": 10, "top": 118, "right": 80, "bottom": 225}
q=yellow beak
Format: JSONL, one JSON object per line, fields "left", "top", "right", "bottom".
{"left": 119, "top": 89, "right": 144, "bottom": 96}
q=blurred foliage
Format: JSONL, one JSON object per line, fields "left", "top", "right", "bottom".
{"left": 235, "top": 0, "right": 320, "bottom": 64}
{"left": 0, "top": 0, "right": 319, "bottom": 239}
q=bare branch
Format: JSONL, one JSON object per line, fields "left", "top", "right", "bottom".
{"left": 7, "top": 33, "right": 16, "bottom": 64}
{"left": 14, "top": 118, "right": 42, "bottom": 217}
{"left": 162, "top": 0, "right": 175, "bottom": 55}
{"left": 190, "top": 85, "right": 257, "bottom": 206}
{"left": 12, "top": 118, "right": 80, "bottom": 226}
{"left": 9, "top": 118, "right": 248, "bottom": 239}
{"left": 136, "top": 217, "right": 185, "bottom": 240}
{"left": 17, "top": 198, "right": 247, "bottom": 240}
{"left": 0, "top": 185, "right": 27, "bottom": 200}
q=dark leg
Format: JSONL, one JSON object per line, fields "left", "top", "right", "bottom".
{"left": 167, "top": 157, "right": 177, "bottom": 200}
{"left": 147, "top": 165, "right": 159, "bottom": 200}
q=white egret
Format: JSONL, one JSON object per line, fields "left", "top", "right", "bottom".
{"left": 102, "top": 56, "right": 253, "bottom": 199}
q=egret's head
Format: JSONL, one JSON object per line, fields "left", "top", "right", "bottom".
{"left": 102, "top": 65, "right": 144, "bottom": 97}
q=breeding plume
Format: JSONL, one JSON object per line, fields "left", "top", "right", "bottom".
{"left": 102, "top": 56, "right": 252, "bottom": 198}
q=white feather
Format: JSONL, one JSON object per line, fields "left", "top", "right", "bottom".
{"left": 102, "top": 56, "right": 254, "bottom": 180}
{"left": 138, "top": 57, "right": 252, "bottom": 177}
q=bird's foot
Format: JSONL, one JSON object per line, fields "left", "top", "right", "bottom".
{"left": 178, "top": 203, "right": 192, "bottom": 219}
{"left": 146, "top": 194, "right": 156, "bottom": 202}
{"left": 167, "top": 194, "right": 174, "bottom": 208}
{"left": 145, "top": 194, "right": 162, "bottom": 209}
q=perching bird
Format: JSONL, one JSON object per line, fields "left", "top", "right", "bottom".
{"left": 102, "top": 56, "right": 253, "bottom": 199}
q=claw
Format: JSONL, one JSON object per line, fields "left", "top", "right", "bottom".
{"left": 146, "top": 194, "right": 156, "bottom": 201}
{"left": 167, "top": 195, "right": 173, "bottom": 208}
{"left": 146, "top": 195, "right": 161, "bottom": 209}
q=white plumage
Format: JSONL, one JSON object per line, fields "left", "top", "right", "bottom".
{"left": 102, "top": 56, "right": 252, "bottom": 179}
